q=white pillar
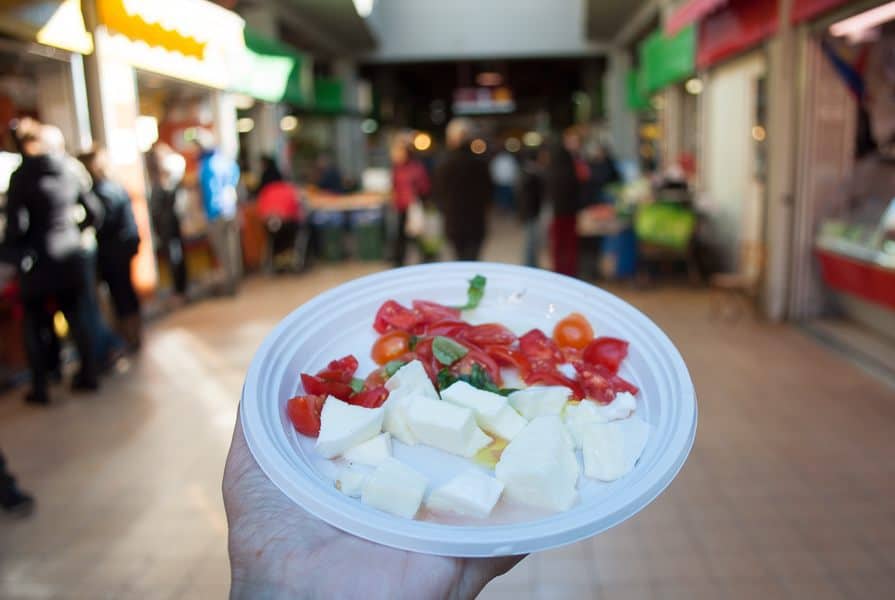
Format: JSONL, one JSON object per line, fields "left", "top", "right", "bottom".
{"left": 604, "top": 49, "right": 638, "bottom": 166}
{"left": 213, "top": 91, "right": 240, "bottom": 160}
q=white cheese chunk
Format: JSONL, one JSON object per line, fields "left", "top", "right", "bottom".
{"left": 385, "top": 360, "right": 439, "bottom": 400}
{"left": 382, "top": 387, "right": 419, "bottom": 445}
{"left": 495, "top": 416, "right": 579, "bottom": 512}
{"left": 564, "top": 392, "right": 638, "bottom": 448}
{"left": 500, "top": 368, "right": 526, "bottom": 390}
{"left": 425, "top": 469, "right": 505, "bottom": 518}
{"left": 361, "top": 458, "right": 428, "bottom": 519}
{"left": 343, "top": 432, "right": 392, "bottom": 466}
{"left": 508, "top": 386, "right": 572, "bottom": 420}
{"left": 581, "top": 415, "right": 651, "bottom": 482}
{"left": 441, "top": 381, "right": 526, "bottom": 440}
{"left": 315, "top": 399, "right": 384, "bottom": 459}
{"left": 335, "top": 465, "right": 367, "bottom": 498}
{"left": 406, "top": 396, "right": 492, "bottom": 457}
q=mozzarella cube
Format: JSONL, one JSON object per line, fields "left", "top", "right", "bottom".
{"left": 564, "top": 392, "right": 638, "bottom": 448}
{"left": 581, "top": 415, "right": 651, "bottom": 482}
{"left": 361, "top": 458, "right": 428, "bottom": 519}
{"left": 426, "top": 469, "right": 505, "bottom": 518}
{"left": 441, "top": 381, "right": 526, "bottom": 440}
{"left": 382, "top": 387, "right": 419, "bottom": 445}
{"left": 385, "top": 360, "right": 439, "bottom": 400}
{"left": 508, "top": 386, "right": 572, "bottom": 420}
{"left": 335, "top": 465, "right": 367, "bottom": 498}
{"left": 343, "top": 432, "right": 392, "bottom": 466}
{"left": 495, "top": 416, "right": 579, "bottom": 512}
{"left": 500, "top": 368, "right": 526, "bottom": 390}
{"left": 406, "top": 396, "right": 492, "bottom": 457}
{"left": 315, "top": 399, "right": 384, "bottom": 459}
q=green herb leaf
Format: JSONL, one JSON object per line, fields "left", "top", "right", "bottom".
{"left": 457, "top": 274, "right": 487, "bottom": 311}
{"left": 408, "top": 335, "right": 420, "bottom": 351}
{"left": 349, "top": 378, "right": 365, "bottom": 393}
{"left": 432, "top": 336, "right": 469, "bottom": 366}
{"left": 498, "top": 388, "right": 521, "bottom": 397}
{"left": 436, "top": 368, "right": 458, "bottom": 391}
{"left": 466, "top": 363, "right": 501, "bottom": 394}
{"left": 384, "top": 360, "right": 406, "bottom": 378}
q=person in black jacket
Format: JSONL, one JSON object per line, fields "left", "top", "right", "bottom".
{"left": 4, "top": 118, "right": 99, "bottom": 404}
{"left": 433, "top": 119, "right": 492, "bottom": 261}
{"left": 146, "top": 143, "right": 188, "bottom": 298}
{"left": 516, "top": 148, "right": 547, "bottom": 267}
{"left": 79, "top": 146, "right": 142, "bottom": 350}
{"left": 544, "top": 140, "right": 581, "bottom": 276}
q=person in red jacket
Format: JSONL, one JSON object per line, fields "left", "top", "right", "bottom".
{"left": 390, "top": 135, "right": 430, "bottom": 267}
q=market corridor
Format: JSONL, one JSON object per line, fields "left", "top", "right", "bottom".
{"left": 1, "top": 220, "right": 894, "bottom": 600}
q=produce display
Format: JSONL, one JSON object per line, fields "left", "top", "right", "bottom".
{"left": 285, "top": 276, "right": 651, "bottom": 521}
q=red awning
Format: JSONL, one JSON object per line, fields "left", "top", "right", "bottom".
{"left": 697, "top": 0, "right": 778, "bottom": 69}
{"left": 666, "top": 0, "right": 729, "bottom": 35}
{"left": 791, "top": 0, "right": 853, "bottom": 24}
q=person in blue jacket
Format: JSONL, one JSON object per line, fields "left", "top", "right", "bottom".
{"left": 194, "top": 134, "right": 241, "bottom": 295}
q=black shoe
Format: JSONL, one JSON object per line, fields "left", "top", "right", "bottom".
{"left": 1, "top": 488, "right": 35, "bottom": 518}
{"left": 24, "top": 391, "right": 50, "bottom": 406}
{"left": 71, "top": 376, "right": 99, "bottom": 393}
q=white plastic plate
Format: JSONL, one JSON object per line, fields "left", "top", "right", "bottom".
{"left": 241, "top": 263, "right": 697, "bottom": 557}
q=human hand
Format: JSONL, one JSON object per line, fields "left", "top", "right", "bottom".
{"left": 223, "top": 412, "right": 525, "bottom": 599}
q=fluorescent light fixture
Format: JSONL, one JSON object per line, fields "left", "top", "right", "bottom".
{"left": 280, "top": 115, "right": 299, "bottom": 132}
{"left": 237, "top": 117, "right": 255, "bottom": 133}
{"left": 830, "top": 2, "right": 895, "bottom": 39}
{"left": 353, "top": 0, "right": 376, "bottom": 18}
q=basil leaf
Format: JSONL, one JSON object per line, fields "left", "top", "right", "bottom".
{"left": 436, "top": 368, "right": 458, "bottom": 391}
{"left": 432, "top": 336, "right": 469, "bottom": 366}
{"left": 349, "top": 378, "right": 365, "bottom": 393}
{"left": 467, "top": 363, "right": 501, "bottom": 393}
{"left": 498, "top": 388, "right": 521, "bottom": 397}
{"left": 457, "top": 274, "right": 487, "bottom": 311}
{"left": 384, "top": 360, "right": 406, "bottom": 378}
{"left": 408, "top": 335, "right": 420, "bottom": 351}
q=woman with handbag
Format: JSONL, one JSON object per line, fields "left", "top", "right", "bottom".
{"left": 390, "top": 135, "right": 431, "bottom": 267}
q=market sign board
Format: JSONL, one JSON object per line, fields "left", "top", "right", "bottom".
{"left": 640, "top": 24, "right": 696, "bottom": 95}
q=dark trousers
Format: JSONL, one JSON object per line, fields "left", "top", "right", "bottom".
{"left": 23, "top": 284, "right": 97, "bottom": 398}
{"left": 160, "top": 235, "right": 188, "bottom": 295}
{"left": 550, "top": 216, "right": 579, "bottom": 277}
{"left": 99, "top": 257, "right": 140, "bottom": 319}
{"left": 451, "top": 238, "right": 483, "bottom": 261}
{"left": 394, "top": 210, "right": 409, "bottom": 267}
{"left": 0, "top": 450, "right": 18, "bottom": 504}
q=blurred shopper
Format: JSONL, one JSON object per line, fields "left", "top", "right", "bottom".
{"left": 0, "top": 450, "right": 34, "bottom": 518}
{"left": 390, "top": 134, "right": 431, "bottom": 266}
{"left": 588, "top": 144, "right": 621, "bottom": 204}
{"left": 490, "top": 148, "right": 519, "bottom": 212}
{"left": 5, "top": 118, "right": 99, "bottom": 403}
{"left": 79, "top": 146, "right": 142, "bottom": 351}
{"left": 256, "top": 154, "right": 284, "bottom": 194}
{"left": 516, "top": 148, "right": 546, "bottom": 268}
{"left": 433, "top": 118, "right": 492, "bottom": 260}
{"left": 195, "top": 135, "right": 242, "bottom": 296}
{"left": 315, "top": 154, "right": 344, "bottom": 193}
{"left": 147, "top": 143, "right": 188, "bottom": 299}
{"left": 544, "top": 140, "right": 580, "bottom": 277}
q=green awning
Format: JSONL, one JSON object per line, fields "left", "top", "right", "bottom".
{"left": 639, "top": 24, "right": 695, "bottom": 95}
{"left": 233, "top": 27, "right": 313, "bottom": 106}
{"left": 626, "top": 69, "right": 651, "bottom": 112}
{"left": 313, "top": 77, "right": 344, "bottom": 113}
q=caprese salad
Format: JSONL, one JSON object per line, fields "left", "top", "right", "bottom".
{"left": 286, "top": 275, "right": 650, "bottom": 521}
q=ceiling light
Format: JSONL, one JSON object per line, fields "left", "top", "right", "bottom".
{"left": 505, "top": 137, "right": 521, "bottom": 152}
{"left": 830, "top": 2, "right": 895, "bottom": 40}
{"left": 352, "top": 0, "right": 376, "bottom": 18}
{"left": 522, "top": 131, "right": 542, "bottom": 147}
{"left": 280, "top": 115, "right": 299, "bottom": 132}
{"left": 237, "top": 117, "right": 254, "bottom": 133}
{"left": 233, "top": 94, "right": 255, "bottom": 111}
{"left": 413, "top": 132, "right": 432, "bottom": 152}
{"left": 361, "top": 119, "right": 378, "bottom": 134}
{"left": 685, "top": 78, "right": 703, "bottom": 95}
{"left": 751, "top": 125, "right": 766, "bottom": 142}
{"left": 470, "top": 138, "right": 487, "bottom": 154}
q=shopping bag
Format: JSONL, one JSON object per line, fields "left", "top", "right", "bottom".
{"left": 404, "top": 201, "right": 425, "bottom": 237}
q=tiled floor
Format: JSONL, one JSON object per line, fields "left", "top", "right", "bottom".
{"left": 1, "top": 217, "right": 894, "bottom": 599}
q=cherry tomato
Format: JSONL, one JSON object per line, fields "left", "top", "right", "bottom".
{"left": 461, "top": 323, "right": 517, "bottom": 347}
{"left": 286, "top": 394, "right": 325, "bottom": 437}
{"left": 582, "top": 337, "right": 629, "bottom": 374}
{"left": 316, "top": 355, "right": 359, "bottom": 383}
{"left": 301, "top": 373, "right": 354, "bottom": 401}
{"left": 523, "top": 370, "right": 583, "bottom": 400}
{"left": 373, "top": 300, "right": 422, "bottom": 334}
{"left": 519, "top": 329, "right": 564, "bottom": 371}
{"left": 349, "top": 386, "right": 389, "bottom": 409}
{"left": 412, "top": 300, "right": 461, "bottom": 324}
{"left": 552, "top": 313, "right": 594, "bottom": 350}
{"left": 484, "top": 345, "right": 531, "bottom": 379}
{"left": 454, "top": 349, "right": 503, "bottom": 385}
{"left": 371, "top": 331, "right": 411, "bottom": 365}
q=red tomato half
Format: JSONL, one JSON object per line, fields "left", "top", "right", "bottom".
{"left": 523, "top": 370, "right": 583, "bottom": 400}
{"left": 519, "top": 329, "right": 564, "bottom": 371}
{"left": 286, "top": 394, "right": 325, "bottom": 437}
{"left": 454, "top": 349, "right": 502, "bottom": 386}
{"left": 316, "top": 355, "right": 359, "bottom": 383}
{"left": 373, "top": 300, "right": 422, "bottom": 334}
{"left": 424, "top": 320, "right": 472, "bottom": 338}
{"left": 582, "top": 337, "right": 629, "bottom": 374}
{"left": 485, "top": 345, "right": 531, "bottom": 379}
{"left": 363, "top": 367, "right": 388, "bottom": 389}
{"left": 412, "top": 300, "right": 461, "bottom": 324}
{"left": 462, "top": 323, "right": 517, "bottom": 347}
{"left": 301, "top": 373, "right": 354, "bottom": 401}
{"left": 572, "top": 361, "right": 614, "bottom": 404}
{"left": 349, "top": 386, "right": 389, "bottom": 408}
{"left": 371, "top": 331, "right": 411, "bottom": 365}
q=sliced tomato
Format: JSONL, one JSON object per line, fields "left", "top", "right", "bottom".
{"left": 300, "top": 373, "right": 354, "bottom": 401}
{"left": 561, "top": 346, "right": 583, "bottom": 363}
{"left": 461, "top": 323, "right": 517, "bottom": 347}
{"left": 408, "top": 337, "right": 440, "bottom": 384}
{"left": 286, "top": 394, "right": 325, "bottom": 437}
{"left": 422, "top": 320, "right": 471, "bottom": 338}
{"left": 519, "top": 329, "right": 564, "bottom": 372}
{"left": 371, "top": 331, "right": 411, "bottom": 365}
{"left": 523, "top": 369, "right": 583, "bottom": 400}
{"left": 363, "top": 367, "right": 388, "bottom": 389}
{"left": 412, "top": 300, "right": 461, "bottom": 324}
{"left": 552, "top": 313, "right": 595, "bottom": 350}
{"left": 452, "top": 349, "right": 503, "bottom": 385}
{"left": 485, "top": 345, "right": 531, "bottom": 379}
{"left": 582, "top": 337, "right": 629, "bottom": 374}
{"left": 316, "top": 355, "right": 359, "bottom": 383}
{"left": 572, "top": 361, "right": 615, "bottom": 404}
{"left": 349, "top": 386, "right": 389, "bottom": 408}
{"left": 611, "top": 374, "right": 639, "bottom": 396}
{"left": 373, "top": 300, "right": 422, "bottom": 334}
